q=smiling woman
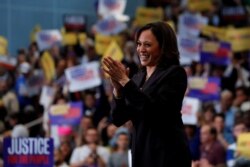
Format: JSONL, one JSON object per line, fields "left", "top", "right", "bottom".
{"left": 103, "top": 21, "right": 191, "bottom": 167}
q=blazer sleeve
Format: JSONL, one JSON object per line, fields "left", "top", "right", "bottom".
{"left": 111, "top": 67, "right": 187, "bottom": 126}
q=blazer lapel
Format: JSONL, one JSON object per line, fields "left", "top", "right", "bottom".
{"left": 132, "top": 70, "right": 146, "bottom": 88}
{"left": 142, "top": 65, "right": 177, "bottom": 93}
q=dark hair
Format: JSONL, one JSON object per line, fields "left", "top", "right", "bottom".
{"left": 209, "top": 127, "right": 217, "bottom": 137}
{"left": 214, "top": 113, "right": 225, "bottom": 121}
{"left": 135, "top": 21, "right": 180, "bottom": 66}
{"left": 235, "top": 86, "right": 249, "bottom": 97}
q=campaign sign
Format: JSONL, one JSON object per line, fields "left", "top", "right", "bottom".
{"left": 3, "top": 138, "right": 53, "bottom": 167}
{"left": 181, "top": 97, "right": 201, "bottom": 125}
{"left": 200, "top": 41, "right": 231, "bottom": 66}
{"left": 36, "top": 30, "right": 62, "bottom": 51}
{"left": 178, "top": 35, "right": 201, "bottom": 65}
{"left": 65, "top": 62, "right": 101, "bottom": 92}
{"left": 188, "top": 77, "right": 220, "bottom": 101}
{"left": 94, "top": 16, "right": 127, "bottom": 35}
{"left": 98, "top": 0, "right": 127, "bottom": 19}
{"left": 0, "top": 56, "right": 17, "bottom": 70}
{"left": 237, "top": 133, "right": 250, "bottom": 159}
{"left": 49, "top": 102, "right": 83, "bottom": 125}
{"left": 178, "top": 12, "right": 208, "bottom": 37}
{"left": 63, "top": 14, "right": 86, "bottom": 32}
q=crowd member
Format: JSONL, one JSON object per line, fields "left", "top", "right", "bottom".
{"left": 216, "top": 89, "right": 237, "bottom": 132}
{"left": 213, "top": 113, "right": 234, "bottom": 149}
{"left": 108, "top": 132, "right": 130, "bottom": 167}
{"left": 54, "top": 148, "right": 69, "bottom": 167}
{"left": 227, "top": 120, "right": 248, "bottom": 167}
{"left": 194, "top": 124, "right": 226, "bottom": 167}
{"left": 70, "top": 128, "right": 110, "bottom": 167}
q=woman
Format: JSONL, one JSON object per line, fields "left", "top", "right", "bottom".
{"left": 103, "top": 21, "right": 191, "bottom": 167}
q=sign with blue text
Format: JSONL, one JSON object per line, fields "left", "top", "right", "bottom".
{"left": 3, "top": 138, "right": 54, "bottom": 167}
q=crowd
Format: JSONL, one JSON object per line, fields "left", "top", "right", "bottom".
{"left": 0, "top": 0, "right": 250, "bottom": 167}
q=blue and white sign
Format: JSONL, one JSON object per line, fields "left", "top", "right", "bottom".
{"left": 3, "top": 138, "right": 54, "bottom": 167}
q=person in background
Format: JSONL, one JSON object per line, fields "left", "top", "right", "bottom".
{"left": 216, "top": 89, "right": 238, "bottom": 132}
{"left": 76, "top": 116, "right": 94, "bottom": 147}
{"left": 190, "top": 61, "right": 209, "bottom": 77}
{"left": 70, "top": 128, "right": 110, "bottom": 167}
{"left": 121, "top": 41, "right": 139, "bottom": 78}
{"left": 16, "top": 49, "right": 28, "bottom": 67}
{"left": 199, "top": 103, "right": 216, "bottom": 127}
{"left": 59, "top": 141, "right": 72, "bottom": 165}
{"left": 196, "top": 124, "right": 226, "bottom": 167}
{"left": 28, "top": 42, "right": 40, "bottom": 69}
{"left": 82, "top": 87, "right": 110, "bottom": 128}
{"left": 213, "top": 113, "right": 234, "bottom": 150}
{"left": 184, "top": 125, "right": 200, "bottom": 161}
{"left": 233, "top": 86, "right": 249, "bottom": 111}
{"left": 15, "top": 62, "right": 33, "bottom": 111}
{"left": 223, "top": 54, "right": 250, "bottom": 91}
{"left": 81, "top": 40, "right": 100, "bottom": 64}
{"left": 54, "top": 148, "right": 69, "bottom": 167}
{"left": 108, "top": 132, "right": 130, "bottom": 167}
{"left": 0, "top": 78, "right": 19, "bottom": 120}
{"left": 227, "top": 120, "right": 248, "bottom": 167}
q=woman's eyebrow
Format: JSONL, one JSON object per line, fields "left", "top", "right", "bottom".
{"left": 137, "top": 40, "right": 152, "bottom": 43}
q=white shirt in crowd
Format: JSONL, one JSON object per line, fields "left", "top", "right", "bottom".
{"left": 70, "top": 145, "right": 110, "bottom": 165}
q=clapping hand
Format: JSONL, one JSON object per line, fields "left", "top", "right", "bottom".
{"left": 103, "top": 57, "right": 130, "bottom": 97}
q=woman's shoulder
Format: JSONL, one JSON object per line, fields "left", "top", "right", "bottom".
{"left": 158, "top": 65, "right": 187, "bottom": 80}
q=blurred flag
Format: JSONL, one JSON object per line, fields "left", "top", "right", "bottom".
{"left": 178, "top": 35, "right": 201, "bottom": 65}
{"left": 200, "top": 41, "right": 231, "bottom": 66}
{"left": 39, "top": 86, "right": 56, "bottom": 109}
{"left": 135, "top": 7, "right": 164, "bottom": 26}
{"left": 187, "top": 0, "right": 213, "bottom": 12}
{"left": 0, "top": 36, "right": 8, "bottom": 55}
{"left": 178, "top": 12, "right": 208, "bottom": 37}
{"left": 65, "top": 62, "right": 101, "bottom": 92}
{"left": 94, "top": 16, "right": 127, "bottom": 35}
{"left": 181, "top": 97, "right": 201, "bottom": 125}
{"left": 30, "top": 24, "right": 41, "bottom": 42}
{"left": 49, "top": 102, "right": 83, "bottom": 125}
{"left": 98, "top": 0, "right": 128, "bottom": 21}
{"left": 0, "top": 56, "right": 17, "bottom": 70}
{"left": 188, "top": 77, "right": 220, "bottom": 102}
{"left": 36, "top": 30, "right": 62, "bottom": 51}
{"left": 40, "top": 51, "right": 56, "bottom": 82}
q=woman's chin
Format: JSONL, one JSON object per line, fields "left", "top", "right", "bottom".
{"left": 140, "top": 61, "right": 149, "bottom": 66}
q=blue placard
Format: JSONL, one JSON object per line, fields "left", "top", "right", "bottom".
{"left": 49, "top": 101, "right": 83, "bottom": 125}
{"left": 3, "top": 138, "right": 54, "bottom": 167}
{"left": 200, "top": 42, "right": 231, "bottom": 66}
{"left": 188, "top": 77, "right": 221, "bottom": 102}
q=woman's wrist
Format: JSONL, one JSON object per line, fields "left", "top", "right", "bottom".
{"left": 119, "top": 77, "right": 130, "bottom": 87}
{"left": 113, "top": 88, "right": 122, "bottom": 99}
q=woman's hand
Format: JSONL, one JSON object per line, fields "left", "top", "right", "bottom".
{"left": 103, "top": 57, "right": 130, "bottom": 87}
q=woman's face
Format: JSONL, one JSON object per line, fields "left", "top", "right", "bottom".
{"left": 136, "top": 29, "right": 161, "bottom": 66}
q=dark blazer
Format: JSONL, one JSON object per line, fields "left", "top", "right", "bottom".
{"left": 111, "top": 64, "right": 191, "bottom": 167}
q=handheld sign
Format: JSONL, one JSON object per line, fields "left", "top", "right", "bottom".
{"left": 181, "top": 97, "right": 201, "bottom": 125}
{"left": 49, "top": 102, "right": 83, "bottom": 125}
{"left": 188, "top": 77, "right": 221, "bottom": 102}
{"left": 65, "top": 62, "right": 101, "bottom": 92}
{"left": 3, "top": 138, "right": 54, "bottom": 167}
{"left": 237, "top": 133, "right": 250, "bottom": 159}
{"left": 36, "top": 30, "right": 62, "bottom": 51}
{"left": 200, "top": 41, "right": 231, "bottom": 66}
